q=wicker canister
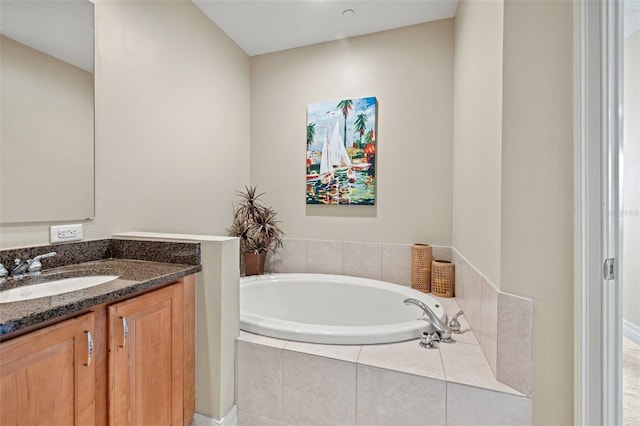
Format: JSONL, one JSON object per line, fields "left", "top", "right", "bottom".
{"left": 431, "top": 260, "right": 455, "bottom": 297}
{"left": 411, "top": 244, "right": 433, "bottom": 293}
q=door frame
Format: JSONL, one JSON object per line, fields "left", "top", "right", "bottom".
{"left": 574, "top": 0, "right": 623, "bottom": 424}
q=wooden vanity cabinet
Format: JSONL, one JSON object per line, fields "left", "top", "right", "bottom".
{"left": 108, "top": 282, "right": 184, "bottom": 426}
{"left": 0, "top": 274, "right": 195, "bottom": 426}
{"left": 0, "top": 312, "right": 96, "bottom": 425}
{"left": 104, "top": 275, "right": 195, "bottom": 426}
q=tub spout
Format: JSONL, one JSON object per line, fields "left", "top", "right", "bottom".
{"left": 403, "top": 298, "right": 453, "bottom": 343}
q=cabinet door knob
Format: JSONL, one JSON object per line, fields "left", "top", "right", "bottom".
{"left": 85, "top": 331, "right": 93, "bottom": 367}
{"left": 120, "top": 317, "right": 128, "bottom": 349}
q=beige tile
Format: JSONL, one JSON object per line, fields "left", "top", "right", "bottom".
{"left": 237, "top": 330, "right": 288, "bottom": 349}
{"left": 264, "top": 249, "right": 281, "bottom": 273}
{"left": 357, "top": 339, "right": 445, "bottom": 380}
{"left": 462, "top": 265, "right": 483, "bottom": 343}
{"left": 238, "top": 410, "right": 285, "bottom": 426}
{"left": 307, "top": 239, "right": 343, "bottom": 275}
{"left": 282, "top": 351, "right": 356, "bottom": 425}
{"left": 342, "top": 241, "right": 382, "bottom": 280}
{"left": 235, "top": 340, "right": 283, "bottom": 421}
{"left": 496, "top": 292, "right": 533, "bottom": 396}
{"left": 480, "top": 277, "right": 498, "bottom": 374}
{"left": 284, "top": 341, "right": 361, "bottom": 362}
{"left": 451, "top": 249, "right": 468, "bottom": 307}
{"left": 382, "top": 243, "right": 412, "bottom": 286}
{"left": 432, "top": 245, "right": 452, "bottom": 262}
{"left": 431, "top": 295, "right": 461, "bottom": 316}
{"left": 439, "top": 341, "right": 520, "bottom": 395}
{"left": 356, "top": 364, "right": 446, "bottom": 426}
{"left": 446, "top": 382, "right": 531, "bottom": 426}
{"left": 266, "top": 238, "right": 307, "bottom": 273}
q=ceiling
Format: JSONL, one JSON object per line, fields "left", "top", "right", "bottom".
{"left": 192, "top": 0, "right": 459, "bottom": 57}
{"left": 4, "top": 0, "right": 637, "bottom": 72}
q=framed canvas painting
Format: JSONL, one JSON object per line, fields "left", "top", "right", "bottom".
{"left": 306, "top": 96, "right": 377, "bottom": 205}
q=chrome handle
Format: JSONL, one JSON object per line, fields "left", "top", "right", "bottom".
{"left": 85, "top": 331, "right": 93, "bottom": 366}
{"left": 32, "top": 251, "right": 57, "bottom": 262}
{"left": 28, "top": 252, "right": 57, "bottom": 273}
{"left": 121, "top": 317, "right": 128, "bottom": 349}
{"left": 419, "top": 330, "right": 439, "bottom": 349}
{"left": 448, "top": 310, "right": 464, "bottom": 333}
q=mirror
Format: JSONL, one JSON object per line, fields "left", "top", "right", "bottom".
{"left": 0, "top": 0, "right": 94, "bottom": 223}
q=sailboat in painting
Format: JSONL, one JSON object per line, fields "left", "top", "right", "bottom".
{"left": 319, "top": 116, "right": 351, "bottom": 179}
{"left": 306, "top": 96, "right": 377, "bottom": 205}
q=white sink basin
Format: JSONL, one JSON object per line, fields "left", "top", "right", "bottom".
{"left": 0, "top": 275, "right": 120, "bottom": 303}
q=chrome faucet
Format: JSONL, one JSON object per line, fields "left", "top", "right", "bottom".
{"left": 448, "top": 310, "right": 464, "bottom": 333}
{"left": 10, "top": 252, "right": 57, "bottom": 277}
{"left": 404, "top": 298, "right": 453, "bottom": 343}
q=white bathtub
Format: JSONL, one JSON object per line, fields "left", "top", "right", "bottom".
{"left": 240, "top": 273, "right": 446, "bottom": 345}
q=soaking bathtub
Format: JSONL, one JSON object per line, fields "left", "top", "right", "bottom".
{"left": 240, "top": 273, "right": 446, "bottom": 345}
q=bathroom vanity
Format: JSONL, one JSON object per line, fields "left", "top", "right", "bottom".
{"left": 0, "top": 240, "right": 201, "bottom": 426}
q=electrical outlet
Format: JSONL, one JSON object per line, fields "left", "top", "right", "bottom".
{"left": 50, "top": 224, "right": 83, "bottom": 243}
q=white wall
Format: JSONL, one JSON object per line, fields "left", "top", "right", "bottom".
{"left": 250, "top": 21, "right": 454, "bottom": 246}
{"left": 623, "top": 29, "right": 640, "bottom": 329}
{"left": 0, "top": 0, "right": 251, "bottom": 249}
{"left": 452, "top": 0, "right": 503, "bottom": 287}
{"left": 501, "top": 1, "right": 574, "bottom": 424}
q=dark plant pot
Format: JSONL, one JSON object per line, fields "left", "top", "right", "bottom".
{"left": 244, "top": 252, "right": 267, "bottom": 276}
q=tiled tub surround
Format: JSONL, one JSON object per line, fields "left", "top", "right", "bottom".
{"left": 0, "top": 239, "right": 201, "bottom": 337}
{"left": 264, "top": 238, "right": 533, "bottom": 397}
{"left": 236, "top": 299, "right": 531, "bottom": 425}
{"left": 451, "top": 248, "right": 533, "bottom": 397}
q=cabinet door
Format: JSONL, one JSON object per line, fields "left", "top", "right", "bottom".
{"left": 0, "top": 312, "right": 95, "bottom": 425}
{"left": 108, "top": 283, "right": 183, "bottom": 426}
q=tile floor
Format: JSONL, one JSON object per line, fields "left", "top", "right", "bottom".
{"left": 624, "top": 336, "right": 640, "bottom": 426}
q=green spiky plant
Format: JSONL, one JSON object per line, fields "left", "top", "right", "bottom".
{"left": 229, "top": 186, "right": 284, "bottom": 254}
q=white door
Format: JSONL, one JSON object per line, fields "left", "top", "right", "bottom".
{"left": 577, "top": 2, "right": 640, "bottom": 425}
{"left": 575, "top": 1, "right": 622, "bottom": 424}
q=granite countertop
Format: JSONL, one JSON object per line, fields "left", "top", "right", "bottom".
{"left": 0, "top": 258, "right": 201, "bottom": 338}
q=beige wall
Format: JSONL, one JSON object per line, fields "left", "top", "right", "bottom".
{"left": 1, "top": 36, "right": 94, "bottom": 223}
{"left": 0, "top": 2, "right": 581, "bottom": 423}
{"left": 0, "top": 0, "right": 251, "bottom": 249}
{"left": 250, "top": 21, "right": 454, "bottom": 245}
{"left": 501, "top": 1, "right": 574, "bottom": 425}
{"left": 453, "top": 3, "right": 575, "bottom": 423}
{"left": 452, "top": 0, "right": 503, "bottom": 287}
{"left": 623, "top": 29, "right": 640, "bottom": 328}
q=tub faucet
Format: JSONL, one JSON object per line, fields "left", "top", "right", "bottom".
{"left": 404, "top": 298, "right": 453, "bottom": 343}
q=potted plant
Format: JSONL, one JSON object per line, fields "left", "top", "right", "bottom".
{"left": 229, "top": 185, "right": 284, "bottom": 275}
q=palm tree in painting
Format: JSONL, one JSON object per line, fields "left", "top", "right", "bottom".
{"left": 336, "top": 99, "right": 353, "bottom": 148}
{"left": 353, "top": 113, "right": 367, "bottom": 148}
{"left": 365, "top": 129, "right": 375, "bottom": 145}
{"left": 306, "top": 122, "right": 316, "bottom": 150}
